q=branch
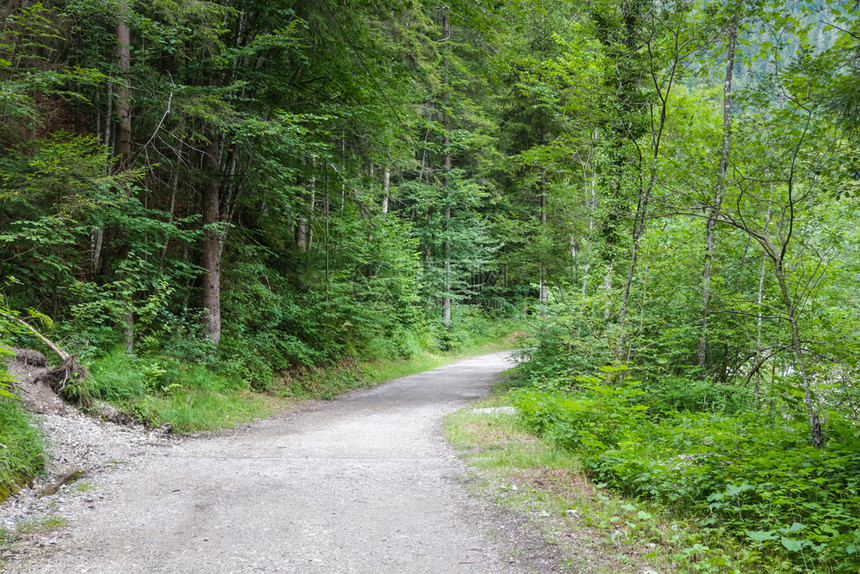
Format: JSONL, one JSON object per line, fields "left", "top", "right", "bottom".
{"left": 0, "top": 311, "right": 69, "bottom": 361}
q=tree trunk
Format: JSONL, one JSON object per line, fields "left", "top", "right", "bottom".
{"left": 381, "top": 161, "right": 390, "bottom": 214}
{"left": 539, "top": 181, "right": 547, "bottom": 307}
{"left": 115, "top": 1, "right": 134, "bottom": 352}
{"left": 159, "top": 165, "right": 179, "bottom": 272}
{"left": 308, "top": 170, "right": 316, "bottom": 251}
{"left": 441, "top": 8, "right": 452, "bottom": 329}
{"left": 539, "top": 125, "right": 548, "bottom": 308}
{"left": 774, "top": 263, "right": 821, "bottom": 448}
{"left": 754, "top": 185, "right": 773, "bottom": 405}
{"left": 201, "top": 133, "right": 222, "bottom": 345}
{"left": 617, "top": 169, "right": 655, "bottom": 361}
{"left": 114, "top": 6, "right": 131, "bottom": 171}
{"left": 296, "top": 186, "right": 307, "bottom": 252}
{"left": 699, "top": 22, "right": 737, "bottom": 368}
{"left": 585, "top": 168, "right": 598, "bottom": 296}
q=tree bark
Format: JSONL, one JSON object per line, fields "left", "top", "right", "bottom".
{"left": 381, "top": 161, "right": 390, "bottom": 214}
{"left": 539, "top": 126, "right": 547, "bottom": 309}
{"left": 115, "top": 1, "right": 134, "bottom": 351}
{"left": 441, "top": 7, "right": 452, "bottom": 329}
{"left": 774, "top": 262, "right": 821, "bottom": 448}
{"left": 114, "top": 5, "right": 131, "bottom": 171}
{"left": 699, "top": 22, "right": 737, "bottom": 368}
{"left": 201, "top": 133, "right": 222, "bottom": 345}
{"left": 539, "top": 182, "right": 547, "bottom": 307}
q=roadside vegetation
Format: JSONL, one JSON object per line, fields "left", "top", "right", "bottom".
{"left": 449, "top": 361, "right": 860, "bottom": 574}
{"left": 0, "top": 399, "right": 45, "bottom": 502}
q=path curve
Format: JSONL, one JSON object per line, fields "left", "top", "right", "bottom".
{"left": 7, "top": 351, "right": 556, "bottom": 573}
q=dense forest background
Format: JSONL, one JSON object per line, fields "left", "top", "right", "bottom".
{"left": 1, "top": 0, "right": 859, "bottom": 570}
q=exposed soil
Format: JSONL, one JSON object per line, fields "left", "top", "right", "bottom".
{"left": 1, "top": 348, "right": 173, "bottom": 541}
{"left": 1, "top": 351, "right": 578, "bottom": 573}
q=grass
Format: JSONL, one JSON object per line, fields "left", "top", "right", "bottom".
{"left": 134, "top": 389, "right": 278, "bottom": 433}
{"left": 0, "top": 401, "right": 46, "bottom": 502}
{"left": 445, "top": 385, "right": 770, "bottom": 574}
{"left": 15, "top": 516, "right": 68, "bottom": 535}
{"left": 359, "top": 334, "right": 521, "bottom": 385}
{"left": 70, "top": 324, "right": 527, "bottom": 434}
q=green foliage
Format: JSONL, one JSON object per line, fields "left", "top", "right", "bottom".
{"left": 0, "top": 401, "right": 46, "bottom": 501}
{"left": 0, "top": 333, "right": 17, "bottom": 400}
{"left": 513, "top": 364, "right": 649, "bottom": 455}
{"left": 512, "top": 365, "right": 860, "bottom": 573}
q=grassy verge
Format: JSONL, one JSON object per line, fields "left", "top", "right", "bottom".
{"left": 0, "top": 401, "right": 45, "bottom": 501}
{"left": 359, "top": 332, "right": 522, "bottom": 385}
{"left": 71, "top": 328, "right": 524, "bottom": 434}
{"left": 445, "top": 379, "right": 774, "bottom": 574}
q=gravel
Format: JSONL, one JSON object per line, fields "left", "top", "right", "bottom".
{"left": 2, "top": 352, "right": 567, "bottom": 573}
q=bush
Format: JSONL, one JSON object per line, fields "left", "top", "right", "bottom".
{"left": 512, "top": 366, "right": 860, "bottom": 573}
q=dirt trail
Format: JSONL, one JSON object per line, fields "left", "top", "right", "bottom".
{"left": 5, "top": 352, "right": 560, "bottom": 573}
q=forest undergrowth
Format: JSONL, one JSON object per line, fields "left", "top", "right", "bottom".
{"left": 486, "top": 354, "right": 860, "bottom": 574}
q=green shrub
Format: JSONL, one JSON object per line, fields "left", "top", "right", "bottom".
{"left": 511, "top": 366, "right": 860, "bottom": 573}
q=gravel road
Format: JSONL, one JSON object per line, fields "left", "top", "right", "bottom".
{"left": 4, "top": 352, "right": 560, "bottom": 574}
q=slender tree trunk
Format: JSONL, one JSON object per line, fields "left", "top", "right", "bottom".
{"left": 296, "top": 166, "right": 307, "bottom": 251}
{"left": 539, "top": 126, "right": 548, "bottom": 309}
{"left": 91, "top": 82, "right": 112, "bottom": 279}
{"left": 308, "top": 169, "right": 316, "bottom": 251}
{"left": 583, "top": 169, "right": 596, "bottom": 296}
{"left": 115, "top": 2, "right": 134, "bottom": 351}
{"left": 774, "top": 263, "right": 821, "bottom": 448}
{"left": 381, "top": 160, "right": 390, "bottom": 214}
{"left": 114, "top": 8, "right": 131, "bottom": 172}
{"left": 201, "top": 133, "right": 222, "bottom": 345}
{"left": 618, "top": 169, "right": 655, "bottom": 361}
{"left": 700, "top": 23, "right": 737, "bottom": 368}
{"left": 340, "top": 134, "right": 346, "bottom": 210}
{"left": 159, "top": 165, "right": 179, "bottom": 272}
{"left": 539, "top": 182, "right": 547, "bottom": 307}
{"left": 441, "top": 8, "right": 452, "bottom": 329}
{"left": 754, "top": 186, "right": 773, "bottom": 404}
{"left": 603, "top": 263, "right": 613, "bottom": 321}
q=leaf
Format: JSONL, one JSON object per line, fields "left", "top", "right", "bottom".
{"left": 725, "top": 482, "right": 754, "bottom": 497}
{"left": 780, "top": 537, "right": 804, "bottom": 552}
{"left": 785, "top": 522, "right": 806, "bottom": 534}
{"left": 746, "top": 530, "right": 778, "bottom": 542}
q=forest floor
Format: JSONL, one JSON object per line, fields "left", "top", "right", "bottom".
{"left": 0, "top": 351, "right": 610, "bottom": 574}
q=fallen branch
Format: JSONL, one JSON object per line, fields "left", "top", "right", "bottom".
{"left": 0, "top": 311, "right": 88, "bottom": 395}
{"left": 0, "top": 311, "right": 69, "bottom": 361}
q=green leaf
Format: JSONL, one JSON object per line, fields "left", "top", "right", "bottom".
{"left": 781, "top": 537, "right": 804, "bottom": 552}
{"left": 746, "top": 530, "right": 778, "bottom": 542}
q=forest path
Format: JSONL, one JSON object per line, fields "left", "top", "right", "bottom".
{"left": 7, "top": 351, "right": 558, "bottom": 574}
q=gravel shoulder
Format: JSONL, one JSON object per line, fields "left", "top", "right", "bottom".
{"left": 2, "top": 351, "right": 564, "bottom": 573}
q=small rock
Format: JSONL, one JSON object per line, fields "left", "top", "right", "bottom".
{"left": 470, "top": 406, "right": 519, "bottom": 415}
{"left": 47, "top": 538, "right": 58, "bottom": 545}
